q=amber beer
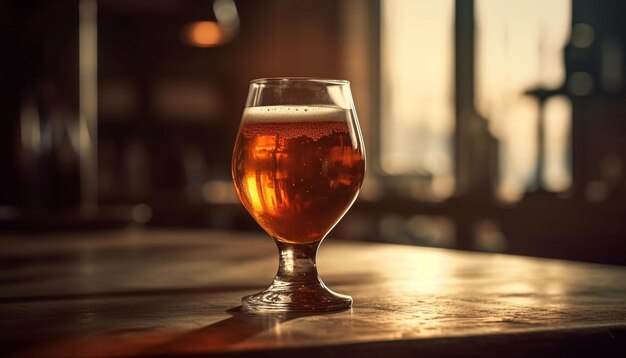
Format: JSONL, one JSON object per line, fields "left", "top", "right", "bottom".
{"left": 232, "top": 105, "right": 365, "bottom": 244}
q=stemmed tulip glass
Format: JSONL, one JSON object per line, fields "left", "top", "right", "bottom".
{"left": 231, "top": 78, "right": 365, "bottom": 312}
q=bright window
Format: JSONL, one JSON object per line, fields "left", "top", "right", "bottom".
{"left": 380, "top": 0, "right": 455, "bottom": 201}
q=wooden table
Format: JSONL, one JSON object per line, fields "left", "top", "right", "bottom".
{"left": 1, "top": 229, "right": 626, "bottom": 357}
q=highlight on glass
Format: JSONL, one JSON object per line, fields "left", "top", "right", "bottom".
{"left": 232, "top": 78, "right": 365, "bottom": 312}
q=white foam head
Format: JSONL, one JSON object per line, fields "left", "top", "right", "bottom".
{"left": 242, "top": 105, "right": 347, "bottom": 123}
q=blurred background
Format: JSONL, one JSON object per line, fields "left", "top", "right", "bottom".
{"left": 1, "top": 0, "right": 625, "bottom": 264}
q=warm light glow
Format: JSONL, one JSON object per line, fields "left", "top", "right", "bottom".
{"left": 253, "top": 135, "right": 277, "bottom": 159}
{"left": 543, "top": 96, "right": 572, "bottom": 191}
{"left": 496, "top": 97, "right": 539, "bottom": 202}
{"left": 245, "top": 175, "right": 263, "bottom": 213}
{"left": 181, "top": 0, "right": 239, "bottom": 48}
{"left": 183, "top": 21, "right": 225, "bottom": 48}
{"left": 246, "top": 135, "right": 285, "bottom": 215}
{"left": 381, "top": 0, "right": 455, "bottom": 200}
{"left": 260, "top": 173, "right": 279, "bottom": 214}
{"left": 476, "top": 0, "right": 571, "bottom": 200}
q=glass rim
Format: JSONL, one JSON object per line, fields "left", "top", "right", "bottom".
{"left": 250, "top": 77, "right": 350, "bottom": 86}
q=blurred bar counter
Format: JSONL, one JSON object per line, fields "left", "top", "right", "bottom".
{"left": 1, "top": 229, "right": 625, "bottom": 357}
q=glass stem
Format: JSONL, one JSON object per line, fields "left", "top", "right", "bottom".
{"left": 241, "top": 238, "right": 351, "bottom": 312}
{"left": 272, "top": 240, "right": 322, "bottom": 288}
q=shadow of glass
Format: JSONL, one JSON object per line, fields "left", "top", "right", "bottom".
{"left": 0, "top": 285, "right": 266, "bottom": 304}
{"left": 143, "top": 305, "right": 349, "bottom": 355}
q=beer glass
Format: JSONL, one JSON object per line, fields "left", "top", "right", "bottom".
{"left": 232, "top": 78, "right": 365, "bottom": 312}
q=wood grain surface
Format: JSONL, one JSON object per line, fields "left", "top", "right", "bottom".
{"left": 1, "top": 229, "right": 625, "bottom": 357}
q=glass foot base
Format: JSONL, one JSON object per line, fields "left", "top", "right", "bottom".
{"left": 242, "top": 239, "right": 351, "bottom": 313}
{"left": 242, "top": 282, "right": 352, "bottom": 313}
